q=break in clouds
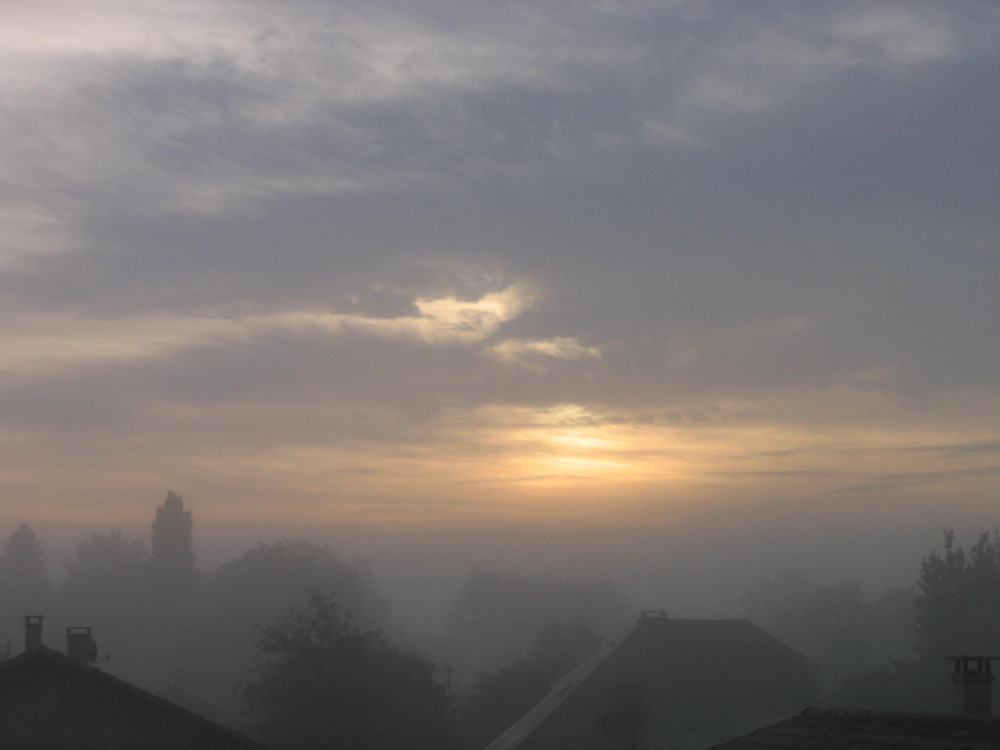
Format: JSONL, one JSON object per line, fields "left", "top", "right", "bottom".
{"left": 1, "top": 1, "right": 1000, "bottom": 533}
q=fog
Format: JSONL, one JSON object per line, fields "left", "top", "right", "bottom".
{"left": 32, "top": 514, "right": 950, "bottom": 620}
{"left": 3, "top": 1, "right": 1000, "bottom": 746}
{"left": 3, "top": 491, "right": 997, "bottom": 747}
{"left": 2, "top": 503, "right": 950, "bottom": 653}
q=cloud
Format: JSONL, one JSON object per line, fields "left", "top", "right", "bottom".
{"left": 894, "top": 440, "right": 1000, "bottom": 459}
{"left": 2, "top": 1, "right": 1000, "bottom": 534}
{"left": 457, "top": 474, "right": 593, "bottom": 484}
{"left": 0, "top": 285, "right": 533, "bottom": 373}
{"left": 836, "top": 464, "right": 1000, "bottom": 495}
{"left": 486, "top": 336, "right": 601, "bottom": 370}
{"left": 6, "top": 0, "right": 987, "bottom": 236}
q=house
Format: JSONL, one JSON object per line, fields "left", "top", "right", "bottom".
{"left": 484, "top": 610, "right": 818, "bottom": 750}
{"left": 708, "top": 707, "right": 1000, "bottom": 750}
{"left": 709, "top": 657, "right": 1000, "bottom": 750}
{"left": 0, "top": 618, "right": 264, "bottom": 750}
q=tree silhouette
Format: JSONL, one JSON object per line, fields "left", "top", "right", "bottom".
{"left": 837, "top": 530, "right": 1000, "bottom": 713}
{"left": 65, "top": 529, "right": 147, "bottom": 593}
{"left": 448, "top": 570, "right": 630, "bottom": 672}
{"left": 461, "top": 619, "right": 602, "bottom": 748}
{"left": 0, "top": 523, "right": 51, "bottom": 616}
{"left": 242, "top": 591, "right": 453, "bottom": 750}
{"left": 170, "top": 540, "right": 390, "bottom": 712}
{"left": 150, "top": 490, "right": 196, "bottom": 586}
{"left": 915, "top": 530, "right": 1000, "bottom": 659}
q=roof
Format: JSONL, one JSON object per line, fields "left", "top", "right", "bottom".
{"left": 710, "top": 707, "right": 1000, "bottom": 750}
{"left": 485, "top": 614, "right": 818, "bottom": 750}
{"left": 0, "top": 646, "right": 266, "bottom": 749}
{"left": 484, "top": 642, "right": 618, "bottom": 750}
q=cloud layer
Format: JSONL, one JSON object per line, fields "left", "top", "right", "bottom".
{"left": 2, "top": 1, "right": 999, "bottom": 536}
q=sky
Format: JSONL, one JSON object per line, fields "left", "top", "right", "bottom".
{"left": 2, "top": 1, "right": 1000, "bottom": 580}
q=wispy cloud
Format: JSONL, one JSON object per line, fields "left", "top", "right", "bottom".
{"left": 457, "top": 473, "right": 594, "bottom": 484}
{"left": 0, "top": 285, "right": 533, "bottom": 371}
{"left": 2, "top": 1, "right": 1000, "bottom": 534}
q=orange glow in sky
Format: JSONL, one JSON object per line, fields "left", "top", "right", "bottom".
{"left": 1, "top": 1, "right": 998, "bottom": 551}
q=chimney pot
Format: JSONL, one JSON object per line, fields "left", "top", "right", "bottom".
{"left": 949, "top": 656, "right": 997, "bottom": 715}
{"left": 24, "top": 615, "right": 43, "bottom": 652}
{"left": 66, "top": 627, "right": 98, "bottom": 665}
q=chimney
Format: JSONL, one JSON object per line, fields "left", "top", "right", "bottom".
{"left": 24, "top": 615, "right": 43, "bottom": 652}
{"left": 949, "top": 656, "right": 997, "bottom": 715}
{"left": 66, "top": 627, "right": 98, "bottom": 665}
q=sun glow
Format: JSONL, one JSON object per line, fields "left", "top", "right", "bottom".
{"left": 471, "top": 403, "right": 698, "bottom": 488}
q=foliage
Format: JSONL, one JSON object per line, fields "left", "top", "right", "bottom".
{"left": 838, "top": 659, "right": 951, "bottom": 712}
{"left": 0, "top": 523, "right": 51, "bottom": 615}
{"left": 838, "top": 530, "right": 1000, "bottom": 713}
{"left": 914, "top": 530, "right": 1000, "bottom": 659}
{"left": 55, "top": 529, "right": 153, "bottom": 683}
{"left": 460, "top": 619, "right": 602, "bottom": 749}
{"left": 462, "top": 659, "right": 561, "bottom": 748}
{"left": 64, "top": 529, "right": 147, "bottom": 593}
{"left": 530, "top": 618, "right": 603, "bottom": 665}
{"left": 210, "top": 540, "right": 390, "bottom": 630}
{"left": 172, "top": 540, "right": 391, "bottom": 711}
{"left": 743, "top": 570, "right": 915, "bottom": 697}
{"left": 150, "top": 490, "right": 196, "bottom": 585}
{"left": 448, "top": 570, "right": 630, "bottom": 672}
{"left": 242, "top": 592, "right": 452, "bottom": 750}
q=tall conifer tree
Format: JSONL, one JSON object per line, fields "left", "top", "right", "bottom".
{"left": 150, "top": 490, "right": 196, "bottom": 585}
{"left": 0, "top": 522, "right": 51, "bottom": 614}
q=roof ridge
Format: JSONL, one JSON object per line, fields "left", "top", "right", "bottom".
{"left": 801, "top": 707, "right": 1000, "bottom": 726}
{"left": 0, "top": 647, "right": 266, "bottom": 748}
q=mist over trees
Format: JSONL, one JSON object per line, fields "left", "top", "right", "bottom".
{"left": 914, "top": 530, "right": 1000, "bottom": 659}
{"left": 150, "top": 490, "right": 196, "bottom": 587}
{"left": 0, "top": 523, "right": 51, "bottom": 617}
{"left": 64, "top": 530, "right": 147, "bottom": 594}
{"left": 831, "top": 530, "right": 1000, "bottom": 712}
{"left": 173, "top": 539, "right": 390, "bottom": 710}
{"left": 446, "top": 570, "right": 632, "bottom": 676}
{"left": 0, "top": 494, "right": 639, "bottom": 747}
{"left": 460, "top": 618, "right": 603, "bottom": 749}
{"left": 0, "top": 494, "right": 393, "bottom": 717}
{"left": 737, "top": 530, "right": 1000, "bottom": 711}
{"left": 742, "top": 570, "right": 914, "bottom": 696}
{"left": 6, "top": 503, "right": 1000, "bottom": 745}
{"left": 242, "top": 592, "right": 452, "bottom": 750}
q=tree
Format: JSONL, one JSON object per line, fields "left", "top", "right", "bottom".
{"left": 0, "top": 523, "right": 51, "bottom": 615}
{"left": 461, "top": 619, "right": 602, "bottom": 748}
{"left": 64, "top": 529, "right": 147, "bottom": 593}
{"left": 836, "top": 530, "right": 1000, "bottom": 714}
{"left": 242, "top": 592, "right": 453, "bottom": 750}
{"left": 171, "top": 540, "right": 390, "bottom": 712}
{"left": 447, "top": 571, "right": 630, "bottom": 673}
{"left": 914, "top": 530, "right": 1000, "bottom": 659}
{"left": 743, "top": 570, "right": 916, "bottom": 698}
{"left": 210, "top": 541, "right": 389, "bottom": 631}
{"left": 150, "top": 490, "right": 196, "bottom": 585}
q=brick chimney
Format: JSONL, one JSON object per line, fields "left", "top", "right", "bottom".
{"left": 66, "top": 627, "right": 98, "bottom": 665}
{"left": 949, "top": 656, "right": 997, "bottom": 715}
{"left": 24, "top": 615, "right": 43, "bottom": 652}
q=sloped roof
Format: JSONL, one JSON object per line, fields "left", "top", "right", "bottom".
{"left": 710, "top": 707, "right": 1000, "bottom": 750}
{"left": 485, "top": 614, "right": 818, "bottom": 750}
{"left": 0, "top": 646, "right": 265, "bottom": 749}
{"left": 484, "top": 642, "right": 619, "bottom": 750}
